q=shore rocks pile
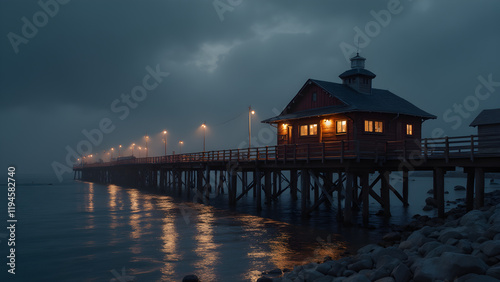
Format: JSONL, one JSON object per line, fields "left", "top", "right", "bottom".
{"left": 265, "top": 191, "right": 500, "bottom": 282}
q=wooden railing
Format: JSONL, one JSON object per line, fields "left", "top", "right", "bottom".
{"left": 74, "top": 133, "right": 500, "bottom": 169}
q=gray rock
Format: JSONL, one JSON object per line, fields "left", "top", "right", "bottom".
{"left": 366, "top": 267, "right": 392, "bottom": 281}
{"left": 455, "top": 273, "right": 500, "bottom": 282}
{"left": 347, "top": 259, "right": 372, "bottom": 272}
{"left": 460, "top": 210, "right": 487, "bottom": 226}
{"left": 480, "top": 240, "right": 500, "bottom": 256}
{"left": 382, "top": 232, "right": 401, "bottom": 242}
{"left": 374, "top": 278, "right": 395, "bottom": 282}
{"left": 342, "top": 274, "right": 370, "bottom": 282}
{"left": 454, "top": 185, "right": 466, "bottom": 191}
{"left": 425, "top": 197, "right": 438, "bottom": 207}
{"left": 256, "top": 277, "right": 273, "bottom": 282}
{"left": 327, "top": 262, "right": 346, "bottom": 277}
{"left": 413, "top": 252, "right": 488, "bottom": 281}
{"left": 343, "top": 270, "right": 355, "bottom": 277}
{"left": 182, "top": 275, "right": 199, "bottom": 282}
{"left": 446, "top": 238, "right": 459, "bottom": 245}
{"left": 418, "top": 241, "right": 442, "bottom": 256}
{"left": 391, "top": 263, "right": 412, "bottom": 282}
{"left": 495, "top": 233, "right": 500, "bottom": 241}
{"left": 303, "top": 270, "right": 324, "bottom": 282}
{"left": 487, "top": 265, "right": 500, "bottom": 279}
{"left": 316, "top": 263, "right": 332, "bottom": 275}
{"left": 375, "top": 255, "right": 401, "bottom": 271}
{"left": 303, "top": 262, "right": 318, "bottom": 270}
{"left": 333, "top": 278, "right": 346, "bottom": 282}
{"left": 313, "top": 276, "right": 335, "bottom": 282}
{"left": 268, "top": 268, "right": 282, "bottom": 275}
{"left": 357, "top": 244, "right": 382, "bottom": 255}
{"left": 438, "top": 230, "right": 463, "bottom": 243}
{"left": 485, "top": 224, "right": 500, "bottom": 239}
{"left": 372, "top": 246, "right": 408, "bottom": 261}
{"left": 425, "top": 244, "right": 461, "bottom": 258}
{"left": 422, "top": 204, "right": 434, "bottom": 211}
{"left": 399, "top": 230, "right": 431, "bottom": 250}
{"left": 457, "top": 239, "right": 473, "bottom": 254}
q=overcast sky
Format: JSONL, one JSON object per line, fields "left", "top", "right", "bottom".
{"left": 1, "top": 0, "right": 500, "bottom": 181}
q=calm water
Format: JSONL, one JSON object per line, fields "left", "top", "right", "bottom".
{"left": 2, "top": 174, "right": 499, "bottom": 281}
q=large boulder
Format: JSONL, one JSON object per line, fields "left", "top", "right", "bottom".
{"left": 480, "top": 240, "right": 500, "bottom": 257}
{"left": 460, "top": 210, "right": 487, "bottom": 226}
{"left": 399, "top": 230, "right": 431, "bottom": 250}
{"left": 343, "top": 274, "right": 371, "bottom": 282}
{"left": 438, "top": 229, "right": 464, "bottom": 243}
{"left": 418, "top": 241, "right": 442, "bottom": 257}
{"left": 391, "top": 263, "right": 412, "bottom": 282}
{"left": 487, "top": 265, "right": 500, "bottom": 279}
{"left": 425, "top": 244, "right": 461, "bottom": 258}
{"left": 413, "top": 252, "right": 488, "bottom": 281}
{"left": 372, "top": 246, "right": 408, "bottom": 261}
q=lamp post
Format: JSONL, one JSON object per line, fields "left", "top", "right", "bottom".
{"left": 138, "top": 146, "right": 142, "bottom": 158}
{"left": 145, "top": 135, "right": 149, "bottom": 158}
{"left": 131, "top": 143, "right": 135, "bottom": 156}
{"left": 249, "top": 106, "right": 255, "bottom": 148}
{"left": 179, "top": 141, "right": 183, "bottom": 154}
{"left": 201, "top": 123, "right": 206, "bottom": 152}
{"left": 110, "top": 148, "right": 114, "bottom": 159}
{"left": 118, "top": 145, "right": 122, "bottom": 157}
{"left": 163, "top": 130, "right": 167, "bottom": 156}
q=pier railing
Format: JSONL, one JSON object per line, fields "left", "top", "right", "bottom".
{"left": 74, "top": 133, "right": 500, "bottom": 168}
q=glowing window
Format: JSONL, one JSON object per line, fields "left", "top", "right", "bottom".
{"left": 309, "top": 124, "right": 317, "bottom": 135}
{"left": 375, "top": 121, "right": 383, "bottom": 133}
{"left": 336, "top": 120, "right": 347, "bottom": 133}
{"left": 407, "top": 124, "right": 413, "bottom": 135}
{"left": 300, "top": 125, "right": 308, "bottom": 136}
{"left": 364, "top": 120, "right": 373, "bottom": 132}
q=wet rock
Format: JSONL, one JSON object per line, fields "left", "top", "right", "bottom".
{"left": 267, "top": 268, "right": 282, "bottom": 275}
{"left": 343, "top": 273, "right": 370, "bottom": 282}
{"left": 303, "top": 270, "right": 324, "bottom": 281}
{"left": 438, "top": 229, "right": 463, "bottom": 243}
{"left": 374, "top": 278, "right": 395, "bottom": 282}
{"left": 182, "top": 275, "right": 199, "bottom": 282}
{"left": 399, "top": 230, "right": 430, "bottom": 250}
{"left": 256, "top": 277, "right": 273, "bottom": 282}
{"left": 422, "top": 204, "right": 433, "bottom": 211}
{"left": 455, "top": 273, "right": 500, "bottom": 282}
{"left": 426, "top": 189, "right": 434, "bottom": 194}
{"left": 460, "top": 210, "right": 487, "bottom": 226}
{"left": 348, "top": 258, "right": 372, "bottom": 272}
{"left": 418, "top": 241, "right": 442, "bottom": 256}
{"left": 316, "top": 263, "right": 332, "bottom": 275}
{"left": 327, "top": 262, "right": 346, "bottom": 277}
{"left": 343, "top": 270, "right": 355, "bottom": 277}
{"left": 454, "top": 185, "right": 466, "bottom": 191}
{"left": 413, "top": 252, "right": 488, "bottom": 281}
{"left": 357, "top": 244, "right": 381, "bottom": 255}
{"left": 480, "top": 240, "right": 500, "bottom": 256}
{"left": 424, "top": 244, "right": 460, "bottom": 258}
{"left": 457, "top": 239, "right": 473, "bottom": 254}
{"left": 487, "top": 265, "right": 500, "bottom": 279}
{"left": 313, "top": 276, "right": 336, "bottom": 282}
{"left": 391, "top": 263, "right": 412, "bottom": 282}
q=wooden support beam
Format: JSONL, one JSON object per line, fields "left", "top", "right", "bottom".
{"left": 381, "top": 171, "right": 391, "bottom": 217}
{"left": 273, "top": 171, "right": 278, "bottom": 197}
{"left": 265, "top": 170, "right": 272, "bottom": 206}
{"left": 344, "top": 172, "right": 354, "bottom": 224}
{"left": 403, "top": 170, "right": 409, "bottom": 206}
{"left": 475, "top": 168, "right": 485, "bottom": 209}
{"left": 255, "top": 169, "right": 262, "bottom": 211}
{"left": 388, "top": 183, "right": 405, "bottom": 206}
{"left": 290, "top": 169, "right": 298, "bottom": 201}
{"left": 301, "top": 169, "right": 310, "bottom": 217}
{"left": 337, "top": 172, "right": 343, "bottom": 221}
{"left": 466, "top": 170, "right": 475, "bottom": 211}
{"left": 230, "top": 170, "right": 238, "bottom": 206}
{"left": 435, "top": 168, "right": 445, "bottom": 218}
{"left": 360, "top": 172, "right": 370, "bottom": 225}
{"left": 205, "top": 165, "right": 211, "bottom": 199}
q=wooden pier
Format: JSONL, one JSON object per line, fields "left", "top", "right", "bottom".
{"left": 74, "top": 134, "right": 500, "bottom": 224}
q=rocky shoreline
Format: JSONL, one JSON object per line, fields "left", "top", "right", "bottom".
{"left": 257, "top": 190, "right": 500, "bottom": 282}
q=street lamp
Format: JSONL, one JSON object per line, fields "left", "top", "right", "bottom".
{"left": 144, "top": 135, "right": 149, "bottom": 158}
{"left": 179, "top": 141, "right": 184, "bottom": 154}
{"left": 118, "top": 145, "right": 122, "bottom": 157}
{"left": 138, "top": 146, "right": 142, "bottom": 158}
{"left": 110, "top": 148, "right": 115, "bottom": 159}
{"left": 131, "top": 143, "right": 135, "bottom": 157}
{"left": 249, "top": 106, "right": 255, "bottom": 148}
{"left": 201, "top": 122, "right": 206, "bottom": 152}
{"left": 163, "top": 130, "right": 167, "bottom": 156}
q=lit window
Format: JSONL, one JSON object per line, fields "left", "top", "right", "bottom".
{"left": 300, "top": 125, "right": 308, "bottom": 136}
{"left": 336, "top": 120, "right": 347, "bottom": 133}
{"left": 312, "top": 92, "right": 317, "bottom": 102}
{"left": 364, "top": 120, "right": 373, "bottom": 132}
{"left": 309, "top": 124, "right": 317, "bottom": 135}
{"left": 407, "top": 124, "right": 413, "bottom": 135}
{"left": 375, "top": 121, "right": 383, "bottom": 133}
{"left": 364, "top": 120, "right": 383, "bottom": 133}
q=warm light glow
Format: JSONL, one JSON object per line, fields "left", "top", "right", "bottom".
{"left": 179, "top": 141, "right": 184, "bottom": 144}
{"left": 111, "top": 148, "right": 114, "bottom": 151}
{"left": 132, "top": 143, "right": 135, "bottom": 146}
{"left": 251, "top": 110, "right": 255, "bottom": 115}
{"left": 324, "top": 119, "right": 332, "bottom": 126}
{"left": 282, "top": 123, "right": 288, "bottom": 129}
{"left": 202, "top": 123, "right": 206, "bottom": 128}
{"left": 138, "top": 146, "right": 142, "bottom": 150}
{"left": 163, "top": 130, "right": 167, "bottom": 134}
{"left": 119, "top": 145, "right": 122, "bottom": 148}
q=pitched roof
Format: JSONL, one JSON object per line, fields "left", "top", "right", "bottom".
{"left": 339, "top": 68, "right": 376, "bottom": 79}
{"left": 262, "top": 79, "right": 436, "bottom": 123}
{"left": 470, "top": 109, "right": 500, "bottom": 126}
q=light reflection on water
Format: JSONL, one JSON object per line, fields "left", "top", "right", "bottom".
{"left": 13, "top": 175, "right": 488, "bottom": 281}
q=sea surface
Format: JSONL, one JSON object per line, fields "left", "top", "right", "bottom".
{"left": 1, "top": 173, "right": 499, "bottom": 281}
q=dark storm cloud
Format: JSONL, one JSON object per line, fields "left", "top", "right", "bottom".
{"left": 1, "top": 0, "right": 500, "bottom": 178}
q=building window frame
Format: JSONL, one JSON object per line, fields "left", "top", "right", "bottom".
{"left": 309, "top": 124, "right": 317, "bottom": 136}
{"left": 336, "top": 120, "right": 347, "bottom": 134}
{"left": 364, "top": 120, "right": 383, "bottom": 133}
{"left": 300, "top": 125, "right": 308, "bottom": 136}
{"left": 406, "top": 124, "right": 413, "bottom": 136}
{"left": 312, "top": 92, "right": 317, "bottom": 102}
